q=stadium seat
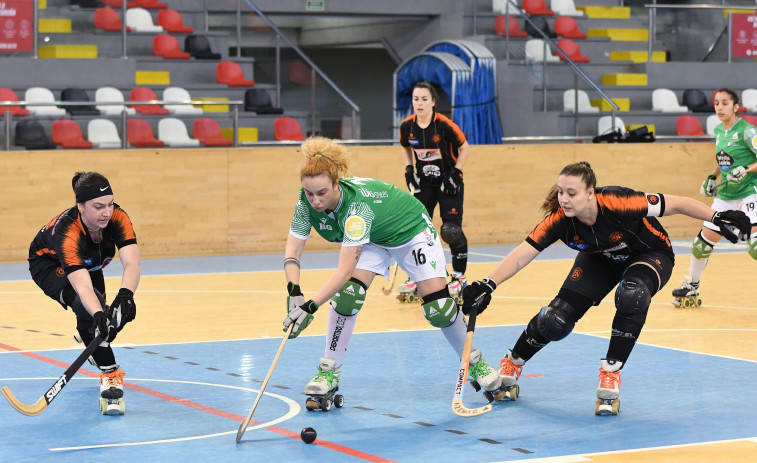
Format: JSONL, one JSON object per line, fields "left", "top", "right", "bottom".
{"left": 95, "top": 86, "right": 136, "bottom": 116}
{"left": 554, "top": 16, "right": 587, "bottom": 39}
{"left": 523, "top": 0, "right": 554, "bottom": 16}
{"left": 525, "top": 39, "right": 560, "bottom": 62}
{"left": 652, "top": 88, "right": 687, "bottom": 112}
{"left": 135, "top": 0, "right": 166, "bottom": 9}
{"left": 94, "top": 8, "right": 131, "bottom": 32}
{"left": 52, "top": 119, "right": 93, "bottom": 149}
{"left": 494, "top": 15, "right": 528, "bottom": 38}
{"left": 288, "top": 60, "right": 320, "bottom": 86}
{"left": 87, "top": 118, "right": 122, "bottom": 149}
{"left": 61, "top": 88, "right": 101, "bottom": 116}
{"left": 741, "top": 114, "right": 757, "bottom": 126}
{"left": 706, "top": 114, "right": 719, "bottom": 136}
{"left": 25, "top": 87, "right": 67, "bottom": 117}
{"left": 185, "top": 35, "right": 221, "bottom": 59}
{"left": 741, "top": 88, "right": 757, "bottom": 113}
{"left": 163, "top": 86, "right": 203, "bottom": 115}
{"left": 551, "top": 0, "right": 584, "bottom": 16}
{"left": 0, "top": 88, "right": 30, "bottom": 116}
{"left": 492, "top": 0, "right": 520, "bottom": 15}
{"left": 682, "top": 89, "right": 712, "bottom": 113}
{"left": 244, "top": 89, "right": 283, "bottom": 114}
{"left": 525, "top": 16, "right": 556, "bottom": 39}
{"left": 129, "top": 87, "right": 170, "bottom": 115}
{"left": 217, "top": 61, "right": 256, "bottom": 87}
{"left": 101, "top": 0, "right": 137, "bottom": 7}
{"left": 158, "top": 117, "right": 201, "bottom": 147}
{"left": 157, "top": 9, "right": 193, "bottom": 33}
{"left": 563, "top": 89, "right": 599, "bottom": 113}
{"left": 14, "top": 119, "right": 57, "bottom": 149}
{"left": 193, "top": 117, "right": 233, "bottom": 146}
{"left": 70, "top": 0, "right": 106, "bottom": 7}
{"left": 125, "top": 7, "right": 163, "bottom": 33}
{"left": 153, "top": 34, "right": 190, "bottom": 59}
{"left": 556, "top": 39, "right": 590, "bottom": 63}
{"left": 274, "top": 117, "right": 307, "bottom": 141}
{"left": 127, "top": 118, "right": 164, "bottom": 147}
{"left": 676, "top": 115, "right": 705, "bottom": 136}
{"left": 598, "top": 115, "right": 626, "bottom": 136}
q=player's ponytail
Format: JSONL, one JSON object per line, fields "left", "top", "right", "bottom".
{"left": 299, "top": 137, "right": 350, "bottom": 183}
{"left": 541, "top": 161, "right": 597, "bottom": 216}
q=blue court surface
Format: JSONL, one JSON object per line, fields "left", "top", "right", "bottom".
{"left": 2, "top": 326, "right": 756, "bottom": 463}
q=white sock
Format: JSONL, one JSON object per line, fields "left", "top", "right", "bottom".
{"left": 689, "top": 257, "right": 708, "bottom": 284}
{"left": 441, "top": 312, "right": 469, "bottom": 358}
{"left": 322, "top": 305, "right": 357, "bottom": 368}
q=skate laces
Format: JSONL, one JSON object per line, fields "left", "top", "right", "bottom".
{"left": 598, "top": 369, "right": 620, "bottom": 389}
{"left": 498, "top": 357, "right": 523, "bottom": 379}
{"left": 314, "top": 368, "right": 339, "bottom": 387}
{"left": 101, "top": 369, "right": 125, "bottom": 387}
{"left": 468, "top": 357, "right": 494, "bottom": 380}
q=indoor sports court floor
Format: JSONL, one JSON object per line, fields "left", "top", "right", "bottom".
{"left": 1, "top": 243, "right": 756, "bottom": 462}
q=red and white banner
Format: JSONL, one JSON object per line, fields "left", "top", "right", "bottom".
{"left": 732, "top": 13, "right": 757, "bottom": 58}
{"left": 0, "top": 0, "right": 33, "bottom": 53}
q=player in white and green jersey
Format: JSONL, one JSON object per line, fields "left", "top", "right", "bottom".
{"left": 281, "top": 137, "right": 501, "bottom": 409}
{"left": 672, "top": 88, "right": 757, "bottom": 307}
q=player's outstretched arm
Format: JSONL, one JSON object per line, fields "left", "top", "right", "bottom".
{"left": 664, "top": 195, "right": 751, "bottom": 243}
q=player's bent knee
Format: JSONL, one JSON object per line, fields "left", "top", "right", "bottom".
{"left": 330, "top": 278, "right": 367, "bottom": 316}
{"left": 70, "top": 289, "right": 106, "bottom": 319}
{"left": 691, "top": 232, "right": 715, "bottom": 260}
{"left": 440, "top": 222, "right": 463, "bottom": 246}
{"left": 614, "top": 275, "right": 652, "bottom": 316}
{"left": 421, "top": 287, "right": 458, "bottom": 328}
{"left": 535, "top": 298, "right": 576, "bottom": 341}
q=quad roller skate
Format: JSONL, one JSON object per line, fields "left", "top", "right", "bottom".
{"left": 99, "top": 368, "right": 126, "bottom": 415}
{"left": 492, "top": 350, "right": 524, "bottom": 402}
{"left": 671, "top": 276, "right": 701, "bottom": 308}
{"left": 448, "top": 271, "right": 467, "bottom": 306}
{"left": 397, "top": 278, "right": 421, "bottom": 303}
{"left": 304, "top": 358, "right": 344, "bottom": 412}
{"left": 594, "top": 359, "right": 621, "bottom": 416}
{"left": 465, "top": 348, "right": 509, "bottom": 403}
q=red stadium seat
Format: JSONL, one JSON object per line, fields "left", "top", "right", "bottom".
{"left": 494, "top": 15, "right": 528, "bottom": 38}
{"left": 676, "top": 115, "right": 706, "bottom": 136}
{"left": 101, "top": 0, "right": 137, "bottom": 8}
{"left": 556, "top": 39, "right": 590, "bottom": 63}
{"left": 157, "top": 9, "right": 194, "bottom": 33}
{"left": 274, "top": 117, "right": 306, "bottom": 141}
{"left": 288, "top": 60, "right": 320, "bottom": 86}
{"left": 153, "top": 34, "right": 190, "bottom": 59}
{"left": 193, "top": 118, "right": 233, "bottom": 146}
{"left": 554, "top": 16, "right": 587, "bottom": 39}
{"left": 52, "top": 119, "right": 93, "bottom": 149}
{"left": 94, "top": 8, "right": 131, "bottom": 32}
{"left": 216, "top": 61, "right": 256, "bottom": 87}
{"left": 0, "top": 88, "right": 29, "bottom": 116}
{"left": 127, "top": 118, "right": 165, "bottom": 147}
{"left": 129, "top": 87, "right": 170, "bottom": 115}
{"left": 741, "top": 114, "right": 757, "bottom": 126}
{"left": 523, "top": 0, "right": 554, "bottom": 16}
{"left": 135, "top": 0, "right": 166, "bottom": 9}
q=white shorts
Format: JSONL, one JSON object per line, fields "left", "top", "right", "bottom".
{"left": 354, "top": 229, "right": 448, "bottom": 283}
{"left": 704, "top": 194, "right": 757, "bottom": 232}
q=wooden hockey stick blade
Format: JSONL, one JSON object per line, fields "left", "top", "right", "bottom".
{"left": 451, "top": 301, "right": 492, "bottom": 417}
{"left": 236, "top": 324, "right": 294, "bottom": 443}
{"left": 1, "top": 333, "right": 104, "bottom": 416}
{"left": 381, "top": 263, "right": 399, "bottom": 296}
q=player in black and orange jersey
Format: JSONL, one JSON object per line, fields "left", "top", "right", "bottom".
{"left": 28, "top": 171, "right": 140, "bottom": 415}
{"left": 462, "top": 161, "right": 750, "bottom": 415}
{"left": 399, "top": 81, "right": 470, "bottom": 302}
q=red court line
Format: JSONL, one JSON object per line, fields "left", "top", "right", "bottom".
{"left": 1, "top": 342, "right": 397, "bottom": 463}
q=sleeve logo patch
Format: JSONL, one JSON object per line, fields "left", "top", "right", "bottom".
{"left": 344, "top": 216, "right": 366, "bottom": 240}
{"left": 647, "top": 194, "right": 659, "bottom": 205}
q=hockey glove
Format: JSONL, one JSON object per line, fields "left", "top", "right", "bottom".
{"left": 441, "top": 167, "right": 463, "bottom": 196}
{"left": 711, "top": 210, "right": 751, "bottom": 243}
{"left": 700, "top": 174, "right": 717, "bottom": 197}
{"left": 726, "top": 166, "right": 748, "bottom": 183}
{"left": 92, "top": 309, "right": 117, "bottom": 343}
{"left": 286, "top": 282, "right": 306, "bottom": 314}
{"left": 405, "top": 165, "right": 420, "bottom": 194}
{"left": 284, "top": 299, "right": 318, "bottom": 339}
{"left": 110, "top": 288, "right": 135, "bottom": 323}
{"left": 461, "top": 278, "right": 497, "bottom": 316}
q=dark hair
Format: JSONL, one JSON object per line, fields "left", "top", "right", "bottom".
{"left": 72, "top": 171, "right": 109, "bottom": 194}
{"left": 413, "top": 81, "right": 438, "bottom": 101}
{"left": 541, "top": 161, "right": 597, "bottom": 215}
{"left": 715, "top": 88, "right": 740, "bottom": 106}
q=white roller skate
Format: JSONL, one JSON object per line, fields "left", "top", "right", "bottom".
{"left": 397, "top": 278, "right": 421, "bottom": 303}
{"left": 495, "top": 350, "right": 524, "bottom": 401}
{"left": 595, "top": 359, "right": 621, "bottom": 416}
{"left": 448, "top": 271, "right": 467, "bottom": 306}
{"left": 467, "top": 348, "right": 506, "bottom": 403}
{"left": 671, "top": 276, "right": 701, "bottom": 308}
{"left": 304, "top": 358, "right": 344, "bottom": 412}
{"left": 99, "top": 368, "right": 125, "bottom": 415}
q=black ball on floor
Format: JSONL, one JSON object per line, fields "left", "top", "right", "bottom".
{"left": 301, "top": 427, "right": 317, "bottom": 444}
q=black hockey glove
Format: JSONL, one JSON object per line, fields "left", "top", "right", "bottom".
{"left": 461, "top": 278, "right": 497, "bottom": 316}
{"left": 92, "top": 308, "right": 117, "bottom": 343}
{"left": 110, "top": 288, "right": 135, "bottom": 323}
{"left": 405, "top": 165, "right": 420, "bottom": 194}
{"left": 711, "top": 210, "right": 751, "bottom": 243}
{"left": 441, "top": 167, "right": 463, "bottom": 196}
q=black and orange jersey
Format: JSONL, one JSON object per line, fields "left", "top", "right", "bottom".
{"left": 526, "top": 186, "right": 672, "bottom": 262}
{"left": 28, "top": 204, "right": 137, "bottom": 275}
{"left": 399, "top": 110, "right": 466, "bottom": 183}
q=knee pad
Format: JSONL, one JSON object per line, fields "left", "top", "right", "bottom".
{"left": 748, "top": 232, "right": 757, "bottom": 260}
{"left": 614, "top": 275, "right": 652, "bottom": 316}
{"left": 330, "top": 278, "right": 366, "bottom": 316}
{"left": 536, "top": 297, "right": 577, "bottom": 341}
{"left": 440, "top": 222, "right": 463, "bottom": 246}
{"left": 691, "top": 232, "right": 715, "bottom": 260}
{"left": 70, "top": 289, "right": 106, "bottom": 320}
{"left": 421, "top": 287, "right": 458, "bottom": 328}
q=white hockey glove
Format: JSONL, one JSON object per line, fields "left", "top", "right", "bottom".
{"left": 726, "top": 166, "right": 748, "bottom": 183}
{"left": 700, "top": 174, "right": 717, "bottom": 197}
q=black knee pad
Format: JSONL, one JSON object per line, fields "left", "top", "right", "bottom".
{"left": 536, "top": 297, "right": 577, "bottom": 341}
{"left": 440, "top": 222, "right": 464, "bottom": 246}
{"left": 614, "top": 274, "right": 653, "bottom": 316}
{"left": 70, "top": 289, "right": 106, "bottom": 320}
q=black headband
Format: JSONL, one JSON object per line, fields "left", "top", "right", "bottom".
{"left": 75, "top": 182, "right": 113, "bottom": 203}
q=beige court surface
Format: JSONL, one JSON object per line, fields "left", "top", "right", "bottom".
{"left": 1, "top": 253, "right": 756, "bottom": 462}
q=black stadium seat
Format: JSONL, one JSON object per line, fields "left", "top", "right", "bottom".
{"left": 244, "top": 89, "right": 283, "bottom": 114}
{"left": 185, "top": 35, "right": 221, "bottom": 60}
{"left": 61, "top": 88, "right": 101, "bottom": 116}
{"left": 15, "top": 119, "right": 57, "bottom": 150}
{"left": 683, "top": 89, "right": 713, "bottom": 113}
{"left": 525, "top": 16, "right": 557, "bottom": 39}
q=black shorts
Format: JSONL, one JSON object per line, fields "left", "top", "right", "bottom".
{"left": 560, "top": 250, "right": 674, "bottom": 305}
{"left": 415, "top": 182, "right": 464, "bottom": 225}
{"left": 29, "top": 258, "right": 106, "bottom": 310}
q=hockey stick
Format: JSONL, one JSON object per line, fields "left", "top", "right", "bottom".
{"left": 382, "top": 262, "right": 399, "bottom": 296}
{"left": 236, "top": 323, "right": 294, "bottom": 443}
{"left": 452, "top": 296, "right": 493, "bottom": 417}
{"left": 1, "top": 333, "right": 104, "bottom": 416}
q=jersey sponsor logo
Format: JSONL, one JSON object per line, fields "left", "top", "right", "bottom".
{"left": 717, "top": 150, "right": 735, "bottom": 170}
{"left": 422, "top": 164, "right": 441, "bottom": 178}
{"left": 55, "top": 267, "right": 65, "bottom": 277}
{"left": 610, "top": 231, "right": 623, "bottom": 243}
{"left": 358, "top": 189, "right": 388, "bottom": 199}
{"left": 415, "top": 148, "right": 442, "bottom": 161}
{"left": 423, "top": 229, "right": 435, "bottom": 246}
{"left": 344, "top": 216, "right": 366, "bottom": 240}
{"left": 568, "top": 239, "right": 590, "bottom": 251}
{"left": 570, "top": 267, "right": 583, "bottom": 281}
{"left": 409, "top": 139, "right": 419, "bottom": 146}
{"left": 432, "top": 134, "right": 441, "bottom": 144}
{"left": 319, "top": 223, "right": 333, "bottom": 230}
{"left": 646, "top": 195, "right": 659, "bottom": 205}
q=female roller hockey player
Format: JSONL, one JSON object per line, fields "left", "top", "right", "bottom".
{"left": 462, "top": 161, "right": 751, "bottom": 415}
{"left": 282, "top": 137, "right": 501, "bottom": 411}
{"left": 28, "top": 172, "right": 140, "bottom": 415}
{"left": 671, "top": 88, "right": 757, "bottom": 308}
{"left": 398, "top": 81, "right": 471, "bottom": 303}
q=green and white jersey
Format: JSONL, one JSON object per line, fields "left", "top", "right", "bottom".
{"left": 713, "top": 117, "right": 757, "bottom": 200}
{"left": 289, "top": 177, "right": 433, "bottom": 247}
